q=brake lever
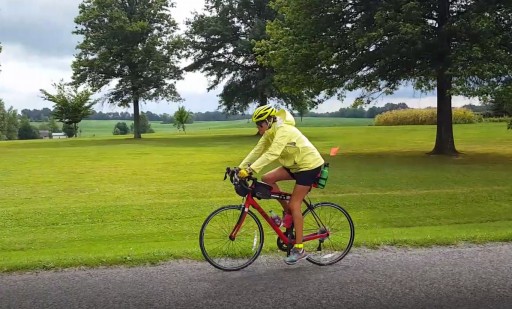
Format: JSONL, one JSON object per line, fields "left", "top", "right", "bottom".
{"left": 229, "top": 168, "right": 236, "bottom": 183}
{"left": 224, "top": 167, "right": 230, "bottom": 181}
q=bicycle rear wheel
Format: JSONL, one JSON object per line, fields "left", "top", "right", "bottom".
{"left": 302, "top": 202, "right": 354, "bottom": 266}
{"left": 199, "top": 205, "right": 264, "bottom": 271}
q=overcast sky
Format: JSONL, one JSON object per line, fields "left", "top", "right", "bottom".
{"left": 0, "top": 0, "right": 477, "bottom": 115}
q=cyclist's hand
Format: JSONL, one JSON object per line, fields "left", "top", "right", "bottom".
{"left": 237, "top": 168, "right": 252, "bottom": 179}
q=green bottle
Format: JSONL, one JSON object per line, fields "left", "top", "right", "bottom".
{"left": 317, "top": 163, "right": 329, "bottom": 189}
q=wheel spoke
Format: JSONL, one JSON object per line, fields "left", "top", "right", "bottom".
{"left": 200, "top": 206, "right": 264, "bottom": 271}
{"left": 302, "top": 202, "right": 354, "bottom": 266}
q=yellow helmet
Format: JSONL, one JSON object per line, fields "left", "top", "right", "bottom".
{"left": 252, "top": 105, "right": 276, "bottom": 122}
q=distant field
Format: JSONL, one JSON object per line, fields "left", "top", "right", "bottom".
{"left": 1, "top": 121, "right": 511, "bottom": 272}
{"left": 31, "top": 117, "right": 374, "bottom": 137}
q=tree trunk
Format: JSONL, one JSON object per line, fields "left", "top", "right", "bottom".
{"left": 258, "top": 67, "right": 268, "bottom": 106}
{"left": 255, "top": 90, "right": 268, "bottom": 135}
{"left": 429, "top": 0, "right": 459, "bottom": 156}
{"left": 133, "top": 96, "right": 141, "bottom": 139}
{"left": 259, "top": 92, "right": 268, "bottom": 106}
{"left": 430, "top": 72, "right": 458, "bottom": 155}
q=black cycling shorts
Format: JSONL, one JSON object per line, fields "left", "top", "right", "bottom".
{"left": 284, "top": 165, "right": 322, "bottom": 186}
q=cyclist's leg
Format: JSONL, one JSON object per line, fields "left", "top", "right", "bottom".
{"left": 287, "top": 165, "right": 322, "bottom": 230}
{"left": 288, "top": 183, "right": 311, "bottom": 247}
{"left": 261, "top": 167, "right": 294, "bottom": 211}
{"left": 284, "top": 183, "right": 311, "bottom": 264}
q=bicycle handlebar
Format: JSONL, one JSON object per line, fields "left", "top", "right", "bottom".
{"left": 224, "top": 167, "right": 288, "bottom": 200}
{"left": 224, "top": 167, "right": 256, "bottom": 183}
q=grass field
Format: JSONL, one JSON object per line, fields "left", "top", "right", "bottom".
{"left": 1, "top": 121, "right": 511, "bottom": 272}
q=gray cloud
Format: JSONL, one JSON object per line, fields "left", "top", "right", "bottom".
{"left": 0, "top": 0, "right": 81, "bottom": 56}
{"left": 0, "top": 22, "right": 80, "bottom": 56}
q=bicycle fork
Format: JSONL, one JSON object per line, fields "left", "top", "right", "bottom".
{"left": 229, "top": 205, "right": 249, "bottom": 241}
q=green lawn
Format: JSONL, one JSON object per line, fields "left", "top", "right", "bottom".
{"left": 1, "top": 121, "right": 511, "bottom": 272}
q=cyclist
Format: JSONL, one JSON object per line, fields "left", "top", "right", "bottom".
{"left": 237, "top": 104, "right": 325, "bottom": 265}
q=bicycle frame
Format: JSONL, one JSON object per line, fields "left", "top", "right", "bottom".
{"left": 229, "top": 191, "right": 330, "bottom": 246}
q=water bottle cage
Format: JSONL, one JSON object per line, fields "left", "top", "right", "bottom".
{"left": 316, "top": 164, "right": 329, "bottom": 189}
{"left": 314, "top": 177, "right": 327, "bottom": 187}
{"left": 317, "top": 177, "right": 328, "bottom": 188}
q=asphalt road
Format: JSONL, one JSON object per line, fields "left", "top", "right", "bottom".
{"left": 1, "top": 243, "right": 511, "bottom": 309}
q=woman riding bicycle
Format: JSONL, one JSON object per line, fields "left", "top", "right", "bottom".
{"left": 237, "top": 104, "right": 325, "bottom": 265}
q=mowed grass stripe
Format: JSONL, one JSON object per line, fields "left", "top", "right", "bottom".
{"left": 1, "top": 186, "right": 507, "bottom": 212}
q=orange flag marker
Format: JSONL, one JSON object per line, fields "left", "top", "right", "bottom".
{"left": 330, "top": 147, "right": 340, "bottom": 156}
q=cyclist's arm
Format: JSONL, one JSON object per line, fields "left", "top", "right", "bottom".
{"left": 249, "top": 128, "right": 288, "bottom": 173}
{"left": 239, "top": 134, "right": 270, "bottom": 169}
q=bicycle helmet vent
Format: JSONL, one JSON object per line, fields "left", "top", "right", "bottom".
{"left": 252, "top": 105, "right": 277, "bottom": 122}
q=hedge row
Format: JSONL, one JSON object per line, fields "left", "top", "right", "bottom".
{"left": 483, "top": 117, "right": 512, "bottom": 123}
{"left": 374, "top": 108, "right": 479, "bottom": 126}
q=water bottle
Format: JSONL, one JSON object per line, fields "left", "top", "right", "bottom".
{"left": 269, "top": 210, "right": 282, "bottom": 226}
{"left": 317, "top": 163, "right": 329, "bottom": 189}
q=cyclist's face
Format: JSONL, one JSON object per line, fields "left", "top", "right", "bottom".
{"left": 256, "top": 120, "right": 269, "bottom": 134}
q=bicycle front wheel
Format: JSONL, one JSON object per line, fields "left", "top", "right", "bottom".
{"left": 302, "top": 202, "right": 354, "bottom": 266}
{"left": 199, "top": 205, "right": 264, "bottom": 271}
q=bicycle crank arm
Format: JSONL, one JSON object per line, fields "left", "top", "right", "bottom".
{"left": 317, "top": 238, "right": 324, "bottom": 252}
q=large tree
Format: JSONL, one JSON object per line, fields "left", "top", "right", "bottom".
{"left": 73, "top": 0, "right": 184, "bottom": 138}
{"left": 261, "top": 0, "right": 512, "bottom": 155}
{"left": 185, "top": 0, "right": 313, "bottom": 114}
{"left": 40, "top": 81, "right": 96, "bottom": 137}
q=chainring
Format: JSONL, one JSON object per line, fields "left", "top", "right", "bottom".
{"left": 276, "top": 237, "right": 289, "bottom": 252}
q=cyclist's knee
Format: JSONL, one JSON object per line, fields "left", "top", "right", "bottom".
{"left": 288, "top": 200, "right": 301, "bottom": 212}
{"left": 262, "top": 173, "right": 274, "bottom": 184}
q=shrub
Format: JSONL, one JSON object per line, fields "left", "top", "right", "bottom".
{"left": 484, "top": 117, "right": 512, "bottom": 123}
{"left": 18, "top": 117, "right": 40, "bottom": 140}
{"left": 113, "top": 122, "right": 130, "bottom": 135}
{"left": 129, "top": 114, "right": 154, "bottom": 134}
{"left": 452, "top": 108, "right": 477, "bottom": 124}
{"left": 374, "top": 108, "right": 478, "bottom": 126}
{"left": 473, "top": 114, "right": 484, "bottom": 123}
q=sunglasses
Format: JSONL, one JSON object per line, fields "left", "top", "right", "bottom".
{"left": 256, "top": 120, "right": 267, "bottom": 127}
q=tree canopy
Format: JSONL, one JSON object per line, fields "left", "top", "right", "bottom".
{"left": 40, "top": 81, "right": 96, "bottom": 137}
{"left": 0, "top": 99, "right": 19, "bottom": 141}
{"left": 260, "top": 0, "right": 512, "bottom": 155}
{"left": 185, "top": 0, "right": 313, "bottom": 114}
{"left": 18, "top": 116, "right": 40, "bottom": 140}
{"left": 73, "top": 0, "right": 184, "bottom": 138}
{"left": 485, "top": 79, "right": 512, "bottom": 117}
{"left": 173, "top": 106, "right": 191, "bottom": 133}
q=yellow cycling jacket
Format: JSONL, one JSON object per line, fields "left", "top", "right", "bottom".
{"left": 239, "top": 109, "right": 324, "bottom": 174}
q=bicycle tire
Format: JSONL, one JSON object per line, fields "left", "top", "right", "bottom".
{"left": 199, "top": 205, "right": 264, "bottom": 271}
{"left": 302, "top": 202, "right": 355, "bottom": 266}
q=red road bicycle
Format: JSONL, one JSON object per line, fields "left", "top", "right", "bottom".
{"left": 199, "top": 167, "right": 355, "bottom": 271}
